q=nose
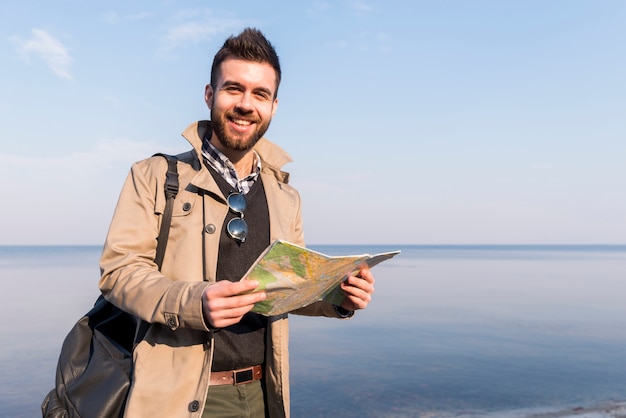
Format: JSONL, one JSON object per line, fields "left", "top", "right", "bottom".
{"left": 235, "top": 92, "right": 254, "bottom": 113}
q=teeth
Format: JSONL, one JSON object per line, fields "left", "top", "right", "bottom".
{"left": 233, "top": 119, "right": 251, "bottom": 126}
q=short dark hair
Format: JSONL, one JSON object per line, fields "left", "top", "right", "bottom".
{"left": 211, "top": 28, "right": 281, "bottom": 97}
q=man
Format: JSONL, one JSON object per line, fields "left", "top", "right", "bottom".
{"left": 99, "top": 28, "right": 375, "bottom": 418}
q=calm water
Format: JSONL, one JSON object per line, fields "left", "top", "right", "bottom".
{"left": 1, "top": 245, "right": 626, "bottom": 417}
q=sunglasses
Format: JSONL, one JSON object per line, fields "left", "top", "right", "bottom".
{"left": 226, "top": 193, "right": 248, "bottom": 243}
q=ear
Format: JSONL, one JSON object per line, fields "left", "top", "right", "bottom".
{"left": 204, "top": 84, "right": 214, "bottom": 109}
{"left": 271, "top": 97, "right": 278, "bottom": 117}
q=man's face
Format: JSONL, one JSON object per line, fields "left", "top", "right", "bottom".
{"left": 205, "top": 58, "right": 278, "bottom": 153}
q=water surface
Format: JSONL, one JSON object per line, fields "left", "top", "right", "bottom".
{"left": 1, "top": 245, "right": 625, "bottom": 417}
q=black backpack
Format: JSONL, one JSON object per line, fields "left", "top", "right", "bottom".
{"left": 41, "top": 154, "right": 179, "bottom": 418}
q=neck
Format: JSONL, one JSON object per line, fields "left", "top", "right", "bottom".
{"left": 232, "top": 153, "right": 255, "bottom": 178}
{"left": 209, "top": 138, "right": 255, "bottom": 178}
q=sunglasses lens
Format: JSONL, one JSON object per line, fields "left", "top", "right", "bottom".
{"left": 227, "top": 193, "right": 247, "bottom": 214}
{"left": 227, "top": 217, "right": 248, "bottom": 242}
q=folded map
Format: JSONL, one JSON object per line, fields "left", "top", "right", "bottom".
{"left": 241, "top": 240, "right": 400, "bottom": 316}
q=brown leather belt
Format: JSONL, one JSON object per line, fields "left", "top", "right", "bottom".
{"left": 210, "top": 365, "right": 263, "bottom": 386}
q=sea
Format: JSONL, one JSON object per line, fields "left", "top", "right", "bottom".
{"left": 1, "top": 244, "right": 626, "bottom": 418}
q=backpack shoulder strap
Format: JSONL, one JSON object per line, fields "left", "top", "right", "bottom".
{"left": 152, "top": 153, "right": 179, "bottom": 270}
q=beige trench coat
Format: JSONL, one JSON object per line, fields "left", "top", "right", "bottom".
{"left": 99, "top": 121, "right": 341, "bottom": 418}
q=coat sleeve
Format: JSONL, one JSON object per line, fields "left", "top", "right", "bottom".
{"left": 99, "top": 157, "right": 211, "bottom": 331}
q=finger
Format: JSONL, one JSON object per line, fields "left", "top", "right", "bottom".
{"left": 211, "top": 304, "right": 255, "bottom": 321}
{"left": 205, "top": 288, "right": 266, "bottom": 311}
{"left": 341, "top": 293, "right": 370, "bottom": 311}
{"left": 234, "top": 290, "right": 267, "bottom": 307}
{"left": 207, "top": 309, "right": 249, "bottom": 328}
{"left": 204, "top": 293, "right": 266, "bottom": 328}
{"left": 207, "top": 280, "right": 261, "bottom": 297}
{"left": 341, "top": 281, "right": 372, "bottom": 303}
{"left": 345, "top": 275, "right": 375, "bottom": 294}
{"left": 356, "top": 268, "right": 374, "bottom": 284}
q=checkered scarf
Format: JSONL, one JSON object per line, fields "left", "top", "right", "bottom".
{"left": 201, "top": 138, "right": 261, "bottom": 194}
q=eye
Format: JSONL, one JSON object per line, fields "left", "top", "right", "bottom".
{"left": 254, "top": 90, "right": 272, "bottom": 101}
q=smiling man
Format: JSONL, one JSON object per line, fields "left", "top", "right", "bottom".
{"left": 99, "top": 28, "right": 376, "bottom": 418}
{"left": 206, "top": 57, "right": 277, "bottom": 155}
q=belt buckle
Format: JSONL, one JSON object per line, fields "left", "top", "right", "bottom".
{"left": 233, "top": 367, "right": 254, "bottom": 385}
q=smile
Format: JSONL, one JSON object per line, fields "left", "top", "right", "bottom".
{"left": 231, "top": 118, "right": 253, "bottom": 127}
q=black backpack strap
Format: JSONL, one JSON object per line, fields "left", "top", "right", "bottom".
{"left": 152, "top": 154, "right": 179, "bottom": 270}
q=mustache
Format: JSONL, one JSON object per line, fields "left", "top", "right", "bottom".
{"left": 229, "top": 107, "right": 258, "bottom": 119}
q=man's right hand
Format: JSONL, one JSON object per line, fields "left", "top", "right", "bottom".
{"left": 201, "top": 280, "right": 266, "bottom": 328}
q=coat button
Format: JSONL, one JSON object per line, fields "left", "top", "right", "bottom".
{"left": 204, "top": 224, "right": 216, "bottom": 234}
{"left": 182, "top": 202, "right": 192, "bottom": 211}
{"left": 188, "top": 400, "right": 200, "bottom": 412}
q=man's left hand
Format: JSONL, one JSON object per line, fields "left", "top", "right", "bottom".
{"left": 340, "top": 267, "right": 375, "bottom": 311}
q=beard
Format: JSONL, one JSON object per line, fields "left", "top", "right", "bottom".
{"left": 210, "top": 106, "right": 272, "bottom": 152}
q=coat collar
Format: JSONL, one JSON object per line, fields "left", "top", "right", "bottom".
{"left": 181, "top": 120, "right": 293, "bottom": 184}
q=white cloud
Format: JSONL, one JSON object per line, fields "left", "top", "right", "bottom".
{"left": 103, "top": 11, "right": 153, "bottom": 25}
{"left": 159, "top": 10, "right": 246, "bottom": 57}
{"left": 102, "top": 11, "right": 121, "bottom": 25}
{"left": 306, "top": 2, "right": 332, "bottom": 17}
{"left": 10, "top": 29, "right": 73, "bottom": 80}
{"left": 0, "top": 139, "right": 164, "bottom": 245}
{"left": 348, "top": 1, "right": 374, "bottom": 14}
{"left": 104, "top": 95, "right": 121, "bottom": 108}
{"left": 330, "top": 31, "right": 392, "bottom": 53}
{"left": 0, "top": 139, "right": 162, "bottom": 180}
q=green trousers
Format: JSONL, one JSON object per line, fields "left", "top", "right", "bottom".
{"left": 202, "top": 380, "right": 267, "bottom": 418}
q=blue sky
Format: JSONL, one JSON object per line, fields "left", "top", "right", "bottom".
{"left": 1, "top": 1, "right": 624, "bottom": 245}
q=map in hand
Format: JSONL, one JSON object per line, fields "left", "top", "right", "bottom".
{"left": 241, "top": 240, "right": 400, "bottom": 316}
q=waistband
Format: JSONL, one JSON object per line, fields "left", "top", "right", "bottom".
{"left": 210, "top": 365, "right": 263, "bottom": 386}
